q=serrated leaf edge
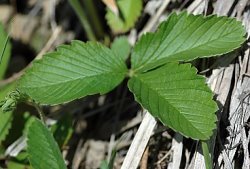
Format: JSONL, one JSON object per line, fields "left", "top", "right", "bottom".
{"left": 132, "top": 11, "right": 246, "bottom": 73}
{"left": 128, "top": 63, "right": 218, "bottom": 140}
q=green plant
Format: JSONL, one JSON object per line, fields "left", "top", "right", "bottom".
{"left": 69, "top": 0, "right": 97, "bottom": 41}
{"left": 0, "top": 12, "right": 246, "bottom": 168}
{"left": 0, "top": 22, "right": 11, "bottom": 79}
{"left": 0, "top": 21, "right": 12, "bottom": 146}
{"left": 105, "top": 0, "right": 143, "bottom": 33}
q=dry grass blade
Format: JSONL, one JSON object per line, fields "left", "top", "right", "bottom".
{"left": 121, "top": 112, "right": 157, "bottom": 169}
{"left": 167, "top": 133, "right": 183, "bottom": 169}
{"left": 102, "top": 0, "right": 118, "bottom": 15}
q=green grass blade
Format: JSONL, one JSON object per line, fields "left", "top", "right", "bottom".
{"left": 111, "top": 36, "right": 131, "bottom": 61}
{"left": 0, "top": 35, "right": 9, "bottom": 64}
{"left": 69, "top": 0, "right": 96, "bottom": 41}
{"left": 0, "top": 22, "right": 11, "bottom": 80}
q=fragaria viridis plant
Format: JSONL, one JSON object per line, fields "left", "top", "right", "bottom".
{"left": 0, "top": 11, "right": 246, "bottom": 169}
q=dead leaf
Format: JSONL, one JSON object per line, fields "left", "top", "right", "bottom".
{"left": 102, "top": 0, "right": 118, "bottom": 15}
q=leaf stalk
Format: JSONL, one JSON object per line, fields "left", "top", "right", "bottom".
{"left": 201, "top": 140, "right": 213, "bottom": 169}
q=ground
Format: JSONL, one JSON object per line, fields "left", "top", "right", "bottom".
{"left": 0, "top": 0, "right": 250, "bottom": 169}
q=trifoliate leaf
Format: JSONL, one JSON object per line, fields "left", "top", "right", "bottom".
{"left": 131, "top": 12, "right": 246, "bottom": 73}
{"left": 128, "top": 63, "right": 218, "bottom": 140}
{"left": 18, "top": 41, "right": 127, "bottom": 105}
{"left": 111, "top": 36, "right": 131, "bottom": 61}
{"left": 106, "top": 0, "right": 142, "bottom": 33}
{"left": 0, "top": 22, "right": 11, "bottom": 80}
{"left": 27, "top": 118, "right": 67, "bottom": 169}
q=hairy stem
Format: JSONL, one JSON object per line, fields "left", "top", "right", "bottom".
{"left": 34, "top": 104, "right": 45, "bottom": 124}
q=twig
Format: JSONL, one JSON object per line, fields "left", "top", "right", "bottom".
{"left": 108, "top": 134, "right": 116, "bottom": 162}
{"left": 156, "top": 150, "right": 172, "bottom": 165}
{"left": 49, "top": 0, "right": 57, "bottom": 30}
{"left": 139, "top": 0, "right": 171, "bottom": 35}
{"left": 140, "top": 146, "right": 149, "bottom": 169}
{"left": 121, "top": 112, "right": 157, "bottom": 169}
{"left": 72, "top": 139, "right": 89, "bottom": 169}
{"left": 36, "top": 26, "right": 61, "bottom": 59}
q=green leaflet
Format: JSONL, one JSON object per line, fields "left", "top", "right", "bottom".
{"left": 0, "top": 22, "right": 11, "bottom": 80}
{"left": 100, "top": 149, "right": 116, "bottom": 169}
{"left": 0, "top": 90, "right": 22, "bottom": 112}
{"left": 131, "top": 12, "right": 246, "bottom": 73}
{"left": 106, "top": 0, "right": 142, "bottom": 33}
{"left": 18, "top": 41, "right": 127, "bottom": 105}
{"left": 27, "top": 118, "right": 67, "bottom": 169}
{"left": 51, "top": 113, "right": 73, "bottom": 148}
{"left": 0, "top": 110, "right": 13, "bottom": 143}
{"left": 128, "top": 63, "right": 218, "bottom": 140}
{"left": 7, "top": 161, "right": 32, "bottom": 169}
{"left": 111, "top": 36, "right": 131, "bottom": 61}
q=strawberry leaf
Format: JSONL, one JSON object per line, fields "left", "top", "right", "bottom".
{"left": 129, "top": 63, "right": 218, "bottom": 140}
{"left": 18, "top": 41, "right": 127, "bottom": 105}
{"left": 27, "top": 119, "right": 67, "bottom": 169}
{"left": 131, "top": 12, "right": 246, "bottom": 73}
{"left": 106, "top": 0, "right": 142, "bottom": 33}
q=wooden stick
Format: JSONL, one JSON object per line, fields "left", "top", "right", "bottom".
{"left": 121, "top": 112, "right": 157, "bottom": 169}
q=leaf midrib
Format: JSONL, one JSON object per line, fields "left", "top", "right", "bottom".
{"left": 22, "top": 71, "right": 125, "bottom": 89}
